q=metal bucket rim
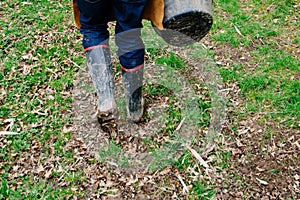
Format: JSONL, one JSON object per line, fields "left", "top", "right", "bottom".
{"left": 163, "top": 10, "right": 213, "bottom": 24}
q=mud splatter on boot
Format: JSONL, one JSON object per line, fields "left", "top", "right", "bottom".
{"left": 86, "top": 46, "right": 118, "bottom": 125}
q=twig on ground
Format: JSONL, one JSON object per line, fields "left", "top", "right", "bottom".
{"left": 233, "top": 24, "right": 243, "bottom": 37}
{"left": 176, "top": 173, "right": 189, "bottom": 195}
{"left": 68, "top": 58, "right": 86, "bottom": 71}
{"left": 256, "top": 178, "right": 268, "bottom": 185}
{"left": 175, "top": 117, "right": 186, "bottom": 131}
{"left": 0, "top": 131, "right": 20, "bottom": 136}
{"left": 187, "top": 146, "right": 209, "bottom": 169}
{"left": 57, "top": 158, "right": 80, "bottom": 182}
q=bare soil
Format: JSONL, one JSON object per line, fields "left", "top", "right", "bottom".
{"left": 69, "top": 39, "right": 299, "bottom": 199}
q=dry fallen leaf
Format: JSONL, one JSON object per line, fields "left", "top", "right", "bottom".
{"left": 36, "top": 165, "right": 45, "bottom": 174}
{"left": 45, "top": 169, "right": 52, "bottom": 179}
{"left": 125, "top": 177, "right": 138, "bottom": 186}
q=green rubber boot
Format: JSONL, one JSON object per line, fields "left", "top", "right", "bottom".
{"left": 122, "top": 66, "right": 144, "bottom": 122}
{"left": 86, "top": 47, "right": 118, "bottom": 123}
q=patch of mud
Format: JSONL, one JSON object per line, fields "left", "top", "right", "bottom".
{"left": 70, "top": 43, "right": 225, "bottom": 198}
{"left": 71, "top": 63, "right": 199, "bottom": 198}
{"left": 72, "top": 68, "right": 109, "bottom": 156}
{"left": 71, "top": 60, "right": 201, "bottom": 171}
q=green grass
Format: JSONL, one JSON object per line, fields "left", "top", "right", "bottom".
{"left": 212, "top": 0, "right": 300, "bottom": 128}
{"left": 98, "top": 141, "right": 130, "bottom": 168}
{"left": 155, "top": 52, "right": 186, "bottom": 69}
{"left": 1, "top": 0, "right": 299, "bottom": 199}
{"left": 210, "top": 0, "right": 299, "bottom": 196}
{"left": 0, "top": 0, "right": 85, "bottom": 198}
{"left": 191, "top": 181, "right": 215, "bottom": 200}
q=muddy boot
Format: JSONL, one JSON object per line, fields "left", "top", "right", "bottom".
{"left": 86, "top": 47, "right": 118, "bottom": 124}
{"left": 122, "top": 66, "right": 144, "bottom": 122}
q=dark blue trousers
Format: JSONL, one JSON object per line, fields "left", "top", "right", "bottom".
{"left": 76, "top": 0, "right": 147, "bottom": 70}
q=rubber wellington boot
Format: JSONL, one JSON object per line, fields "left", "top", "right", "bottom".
{"left": 86, "top": 47, "right": 118, "bottom": 123}
{"left": 122, "top": 66, "right": 144, "bottom": 122}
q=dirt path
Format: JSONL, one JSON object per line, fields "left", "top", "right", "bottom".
{"left": 70, "top": 41, "right": 299, "bottom": 199}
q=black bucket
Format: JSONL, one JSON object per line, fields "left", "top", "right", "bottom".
{"left": 154, "top": 0, "right": 213, "bottom": 46}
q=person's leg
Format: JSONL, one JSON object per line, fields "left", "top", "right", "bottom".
{"left": 76, "top": 0, "right": 118, "bottom": 122}
{"left": 113, "top": 0, "right": 147, "bottom": 122}
{"left": 76, "top": 0, "right": 112, "bottom": 48}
